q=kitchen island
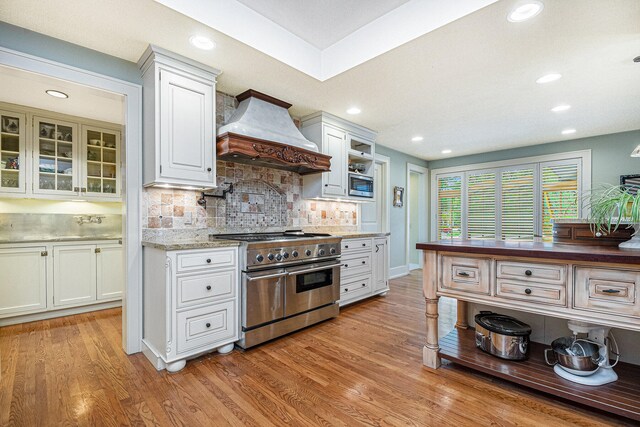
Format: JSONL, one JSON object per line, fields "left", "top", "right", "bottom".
{"left": 417, "top": 239, "right": 640, "bottom": 421}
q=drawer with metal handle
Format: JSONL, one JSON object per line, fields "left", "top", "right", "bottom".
{"left": 440, "top": 255, "right": 490, "bottom": 295}
{"left": 341, "top": 252, "right": 372, "bottom": 278}
{"left": 341, "top": 238, "right": 372, "bottom": 254}
{"left": 340, "top": 275, "right": 371, "bottom": 304}
{"left": 496, "top": 261, "right": 566, "bottom": 285}
{"left": 177, "top": 269, "right": 237, "bottom": 308}
{"left": 574, "top": 266, "right": 640, "bottom": 318}
{"left": 176, "top": 300, "right": 237, "bottom": 353}
{"left": 176, "top": 248, "right": 236, "bottom": 273}
{"left": 496, "top": 279, "right": 567, "bottom": 306}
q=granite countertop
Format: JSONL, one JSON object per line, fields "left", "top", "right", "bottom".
{"left": 0, "top": 236, "right": 122, "bottom": 244}
{"left": 142, "top": 237, "right": 242, "bottom": 251}
{"left": 329, "top": 231, "right": 391, "bottom": 239}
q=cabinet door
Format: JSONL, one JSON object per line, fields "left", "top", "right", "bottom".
{"left": 33, "top": 116, "right": 79, "bottom": 196}
{"left": 322, "top": 125, "right": 346, "bottom": 196}
{"left": 0, "top": 247, "right": 47, "bottom": 317}
{"left": 53, "top": 245, "right": 96, "bottom": 307}
{"left": 373, "top": 238, "right": 389, "bottom": 293}
{"left": 96, "top": 244, "right": 123, "bottom": 300}
{"left": 159, "top": 68, "right": 214, "bottom": 184}
{"left": 82, "top": 125, "right": 121, "bottom": 199}
{"left": 0, "top": 110, "right": 27, "bottom": 194}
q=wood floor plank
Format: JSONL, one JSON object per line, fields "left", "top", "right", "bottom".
{"left": 0, "top": 270, "right": 635, "bottom": 426}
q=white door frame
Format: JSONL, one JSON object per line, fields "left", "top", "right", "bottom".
{"left": 406, "top": 163, "right": 428, "bottom": 271}
{"left": 0, "top": 46, "right": 143, "bottom": 354}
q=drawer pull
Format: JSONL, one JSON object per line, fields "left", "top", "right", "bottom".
{"left": 205, "top": 323, "right": 211, "bottom": 328}
{"left": 362, "top": 243, "right": 366, "bottom": 247}
{"left": 206, "top": 258, "right": 212, "bottom": 263}
{"left": 525, "top": 270, "right": 532, "bottom": 276}
{"left": 601, "top": 289, "right": 621, "bottom": 294}
{"left": 457, "top": 271, "right": 470, "bottom": 277}
{"left": 344, "top": 264, "right": 349, "bottom": 268}
{"left": 344, "top": 288, "right": 349, "bottom": 292}
{"left": 362, "top": 283, "right": 366, "bottom": 287}
{"left": 345, "top": 245, "right": 349, "bottom": 249}
{"left": 525, "top": 288, "right": 532, "bottom": 295}
{"left": 362, "top": 260, "right": 366, "bottom": 264}
{"left": 206, "top": 285, "right": 212, "bottom": 291}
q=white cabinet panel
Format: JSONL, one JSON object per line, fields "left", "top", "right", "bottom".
{"left": 323, "top": 125, "right": 346, "bottom": 196}
{"left": 96, "top": 244, "right": 123, "bottom": 300}
{"left": 0, "top": 247, "right": 47, "bottom": 317}
{"left": 53, "top": 245, "right": 96, "bottom": 306}
{"left": 32, "top": 116, "right": 79, "bottom": 196}
{"left": 0, "top": 110, "right": 27, "bottom": 194}
{"left": 373, "top": 237, "right": 389, "bottom": 293}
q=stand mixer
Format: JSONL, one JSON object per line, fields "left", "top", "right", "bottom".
{"left": 547, "top": 320, "right": 620, "bottom": 386}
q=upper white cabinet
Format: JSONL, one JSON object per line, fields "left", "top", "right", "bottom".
{"left": 301, "top": 112, "right": 376, "bottom": 201}
{"left": 82, "top": 125, "right": 121, "bottom": 199}
{"left": 33, "top": 116, "right": 79, "bottom": 196}
{"left": 138, "top": 45, "right": 220, "bottom": 189}
{"left": 0, "top": 110, "right": 26, "bottom": 193}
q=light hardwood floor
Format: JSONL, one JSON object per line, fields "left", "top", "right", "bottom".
{"left": 0, "top": 270, "right": 632, "bottom": 426}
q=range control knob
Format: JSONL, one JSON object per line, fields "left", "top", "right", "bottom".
{"left": 267, "top": 253, "right": 274, "bottom": 261}
{"left": 292, "top": 250, "right": 299, "bottom": 258}
{"left": 283, "top": 252, "right": 290, "bottom": 259}
{"left": 330, "top": 247, "right": 336, "bottom": 255}
{"left": 318, "top": 249, "right": 326, "bottom": 256}
{"left": 275, "top": 253, "right": 283, "bottom": 261}
{"left": 256, "top": 254, "right": 264, "bottom": 262}
{"left": 305, "top": 249, "right": 312, "bottom": 256}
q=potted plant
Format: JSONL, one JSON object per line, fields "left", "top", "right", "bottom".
{"left": 586, "top": 184, "right": 640, "bottom": 248}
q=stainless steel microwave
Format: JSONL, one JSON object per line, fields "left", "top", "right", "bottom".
{"left": 348, "top": 173, "right": 374, "bottom": 198}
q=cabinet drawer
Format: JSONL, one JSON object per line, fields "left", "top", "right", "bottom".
{"left": 176, "top": 301, "right": 237, "bottom": 353}
{"left": 440, "top": 255, "right": 490, "bottom": 295}
{"left": 176, "top": 248, "right": 236, "bottom": 273}
{"left": 496, "top": 279, "right": 566, "bottom": 306}
{"left": 496, "top": 261, "right": 566, "bottom": 285}
{"left": 177, "top": 269, "right": 236, "bottom": 308}
{"left": 341, "top": 238, "right": 372, "bottom": 254}
{"left": 574, "top": 267, "right": 640, "bottom": 318}
{"left": 341, "top": 252, "right": 372, "bottom": 278}
{"left": 340, "top": 275, "right": 371, "bottom": 303}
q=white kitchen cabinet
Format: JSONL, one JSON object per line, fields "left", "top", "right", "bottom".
{"left": 373, "top": 237, "right": 390, "bottom": 294}
{"left": 339, "top": 235, "right": 390, "bottom": 306}
{"left": 53, "top": 244, "right": 97, "bottom": 307}
{"left": 0, "top": 110, "right": 27, "bottom": 193}
{"left": 301, "top": 112, "right": 376, "bottom": 201}
{"left": 96, "top": 244, "right": 124, "bottom": 300}
{"left": 82, "top": 125, "right": 121, "bottom": 199}
{"left": 143, "top": 245, "right": 239, "bottom": 372}
{"left": 138, "top": 45, "right": 220, "bottom": 189}
{"left": 0, "top": 247, "right": 47, "bottom": 316}
{"left": 33, "top": 116, "right": 79, "bottom": 196}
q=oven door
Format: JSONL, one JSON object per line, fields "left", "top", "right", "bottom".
{"left": 284, "top": 260, "right": 341, "bottom": 317}
{"left": 349, "top": 174, "right": 374, "bottom": 198}
{"left": 242, "top": 269, "right": 287, "bottom": 330}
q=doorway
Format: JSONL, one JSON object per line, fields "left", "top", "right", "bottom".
{"left": 406, "top": 163, "right": 427, "bottom": 270}
{"left": 361, "top": 154, "right": 390, "bottom": 232}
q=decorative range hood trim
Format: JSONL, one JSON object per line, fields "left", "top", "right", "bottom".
{"left": 217, "top": 132, "right": 331, "bottom": 175}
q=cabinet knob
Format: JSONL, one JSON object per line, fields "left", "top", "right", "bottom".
{"left": 362, "top": 243, "right": 366, "bottom": 247}
{"left": 362, "top": 260, "right": 366, "bottom": 264}
{"left": 74, "top": 187, "right": 80, "bottom": 193}
{"left": 95, "top": 248, "right": 101, "bottom": 254}
{"left": 206, "top": 323, "right": 211, "bottom": 328}
{"left": 206, "top": 258, "right": 212, "bottom": 263}
{"left": 525, "top": 270, "right": 532, "bottom": 276}
{"left": 362, "top": 283, "right": 366, "bottom": 287}
{"left": 344, "top": 264, "right": 349, "bottom": 268}
{"left": 345, "top": 288, "right": 349, "bottom": 292}
{"left": 207, "top": 167, "right": 212, "bottom": 172}
{"left": 206, "top": 285, "right": 212, "bottom": 291}
{"left": 525, "top": 288, "right": 532, "bottom": 295}
{"left": 40, "top": 251, "right": 48, "bottom": 257}
{"left": 345, "top": 245, "right": 349, "bottom": 249}
{"left": 324, "top": 184, "right": 328, "bottom": 187}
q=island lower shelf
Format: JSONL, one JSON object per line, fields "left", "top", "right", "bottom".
{"left": 439, "top": 328, "right": 640, "bottom": 421}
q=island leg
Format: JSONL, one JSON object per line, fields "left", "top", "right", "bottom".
{"left": 455, "top": 300, "right": 469, "bottom": 329}
{"left": 422, "top": 250, "right": 441, "bottom": 369}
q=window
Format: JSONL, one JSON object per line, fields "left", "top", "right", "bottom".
{"left": 431, "top": 151, "right": 589, "bottom": 242}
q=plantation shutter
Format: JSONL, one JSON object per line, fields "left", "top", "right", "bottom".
{"left": 467, "top": 170, "right": 497, "bottom": 239}
{"left": 501, "top": 166, "right": 535, "bottom": 241}
{"left": 436, "top": 174, "right": 462, "bottom": 239}
{"left": 541, "top": 160, "right": 579, "bottom": 241}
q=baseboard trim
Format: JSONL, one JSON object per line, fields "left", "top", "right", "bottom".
{"left": 409, "top": 263, "right": 421, "bottom": 271}
{"left": 390, "top": 265, "right": 410, "bottom": 279}
{"left": 141, "top": 339, "right": 166, "bottom": 371}
{"left": 0, "top": 300, "right": 122, "bottom": 327}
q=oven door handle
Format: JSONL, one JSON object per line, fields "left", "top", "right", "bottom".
{"left": 286, "top": 260, "right": 342, "bottom": 275}
{"left": 245, "top": 271, "right": 288, "bottom": 281}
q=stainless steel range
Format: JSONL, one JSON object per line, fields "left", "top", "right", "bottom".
{"left": 213, "top": 231, "right": 342, "bottom": 349}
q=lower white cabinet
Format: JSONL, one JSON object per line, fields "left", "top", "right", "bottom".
{"left": 339, "top": 235, "right": 389, "bottom": 306}
{"left": 142, "top": 245, "right": 239, "bottom": 372}
{"left": 0, "top": 240, "right": 123, "bottom": 324}
{"left": 0, "top": 247, "right": 47, "bottom": 316}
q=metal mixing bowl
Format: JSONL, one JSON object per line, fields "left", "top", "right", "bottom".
{"left": 545, "top": 336, "right": 603, "bottom": 373}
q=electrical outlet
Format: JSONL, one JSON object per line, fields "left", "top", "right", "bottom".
{"left": 184, "top": 212, "right": 193, "bottom": 225}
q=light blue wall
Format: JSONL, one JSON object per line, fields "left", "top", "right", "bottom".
{"left": 0, "top": 21, "right": 141, "bottom": 83}
{"left": 375, "top": 144, "right": 429, "bottom": 270}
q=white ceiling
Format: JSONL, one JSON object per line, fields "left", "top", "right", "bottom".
{"left": 0, "top": 0, "right": 639, "bottom": 161}
{"left": 236, "top": 0, "right": 410, "bottom": 50}
{"left": 0, "top": 66, "right": 124, "bottom": 124}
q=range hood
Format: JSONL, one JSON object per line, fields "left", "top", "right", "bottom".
{"left": 217, "top": 90, "right": 331, "bottom": 175}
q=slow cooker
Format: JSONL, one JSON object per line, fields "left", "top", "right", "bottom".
{"left": 474, "top": 311, "right": 532, "bottom": 360}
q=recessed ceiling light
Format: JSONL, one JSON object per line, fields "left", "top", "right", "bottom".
{"left": 441, "top": 149, "right": 452, "bottom": 154}
{"left": 561, "top": 129, "right": 576, "bottom": 135}
{"left": 551, "top": 104, "right": 571, "bottom": 112}
{"left": 46, "top": 90, "right": 68, "bottom": 99}
{"left": 411, "top": 136, "right": 424, "bottom": 142}
{"left": 346, "top": 107, "right": 361, "bottom": 115}
{"left": 507, "top": 1, "right": 544, "bottom": 23}
{"left": 536, "top": 73, "right": 562, "bottom": 84}
{"left": 189, "top": 35, "right": 215, "bottom": 50}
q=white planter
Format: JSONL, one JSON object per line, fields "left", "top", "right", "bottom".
{"left": 619, "top": 225, "right": 640, "bottom": 249}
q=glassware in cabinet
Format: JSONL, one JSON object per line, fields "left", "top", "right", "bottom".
{"left": 33, "top": 117, "right": 78, "bottom": 195}
{"left": 82, "top": 126, "right": 120, "bottom": 198}
{"left": 0, "top": 111, "right": 26, "bottom": 192}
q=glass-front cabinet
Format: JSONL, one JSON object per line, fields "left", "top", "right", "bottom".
{"left": 0, "top": 110, "right": 26, "bottom": 193}
{"left": 33, "top": 116, "right": 78, "bottom": 195}
{"left": 82, "top": 126, "right": 120, "bottom": 199}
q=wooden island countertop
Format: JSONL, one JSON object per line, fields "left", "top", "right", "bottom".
{"left": 416, "top": 239, "right": 640, "bottom": 265}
